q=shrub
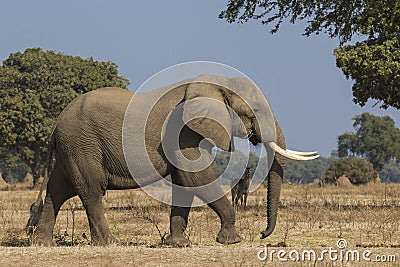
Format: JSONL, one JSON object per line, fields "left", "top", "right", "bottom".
{"left": 324, "top": 158, "right": 377, "bottom": 185}
{"left": 285, "top": 157, "right": 334, "bottom": 184}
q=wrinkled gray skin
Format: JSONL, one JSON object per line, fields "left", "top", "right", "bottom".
{"left": 27, "top": 75, "right": 285, "bottom": 246}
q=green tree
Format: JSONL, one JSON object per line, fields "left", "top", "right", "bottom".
{"left": 334, "top": 37, "right": 400, "bottom": 109}
{"left": 337, "top": 132, "right": 358, "bottom": 158}
{"left": 0, "top": 147, "right": 30, "bottom": 183}
{"left": 324, "top": 157, "right": 378, "bottom": 185}
{"left": 338, "top": 113, "right": 400, "bottom": 170}
{"left": 0, "top": 48, "right": 130, "bottom": 185}
{"left": 220, "top": 0, "right": 400, "bottom": 109}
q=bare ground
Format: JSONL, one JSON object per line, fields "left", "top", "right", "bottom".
{"left": 0, "top": 245, "right": 398, "bottom": 266}
{"left": 0, "top": 184, "right": 399, "bottom": 266}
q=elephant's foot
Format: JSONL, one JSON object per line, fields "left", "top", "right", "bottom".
{"left": 164, "top": 234, "right": 191, "bottom": 247}
{"left": 216, "top": 227, "right": 242, "bottom": 245}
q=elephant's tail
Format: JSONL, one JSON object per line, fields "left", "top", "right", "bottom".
{"left": 25, "top": 132, "right": 56, "bottom": 236}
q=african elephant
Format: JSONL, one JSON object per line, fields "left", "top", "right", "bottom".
{"left": 26, "top": 74, "right": 318, "bottom": 246}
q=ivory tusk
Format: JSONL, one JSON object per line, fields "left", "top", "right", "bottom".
{"left": 285, "top": 149, "right": 318, "bottom": 156}
{"left": 267, "top": 142, "right": 320, "bottom": 161}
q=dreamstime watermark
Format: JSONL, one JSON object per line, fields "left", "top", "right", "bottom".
{"left": 257, "top": 239, "right": 397, "bottom": 263}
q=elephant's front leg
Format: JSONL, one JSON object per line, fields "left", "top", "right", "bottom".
{"left": 164, "top": 184, "right": 193, "bottom": 246}
{"left": 172, "top": 147, "right": 242, "bottom": 245}
{"left": 207, "top": 194, "right": 242, "bottom": 244}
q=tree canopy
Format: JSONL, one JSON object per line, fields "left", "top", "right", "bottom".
{"left": 324, "top": 157, "right": 378, "bottom": 185}
{"left": 0, "top": 48, "right": 130, "bottom": 184}
{"left": 220, "top": 0, "right": 400, "bottom": 109}
{"left": 338, "top": 113, "right": 400, "bottom": 170}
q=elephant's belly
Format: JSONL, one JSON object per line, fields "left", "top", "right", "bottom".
{"left": 107, "top": 147, "right": 170, "bottom": 190}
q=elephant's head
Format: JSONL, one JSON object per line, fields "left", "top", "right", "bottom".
{"left": 181, "top": 74, "right": 318, "bottom": 238}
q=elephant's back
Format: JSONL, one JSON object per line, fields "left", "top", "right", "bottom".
{"left": 75, "top": 87, "right": 133, "bottom": 114}
{"left": 57, "top": 87, "right": 133, "bottom": 126}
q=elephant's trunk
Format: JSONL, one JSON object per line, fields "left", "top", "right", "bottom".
{"left": 258, "top": 127, "right": 317, "bottom": 238}
{"left": 260, "top": 135, "right": 285, "bottom": 239}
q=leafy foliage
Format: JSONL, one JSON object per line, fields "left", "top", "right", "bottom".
{"left": 334, "top": 37, "right": 400, "bottom": 109}
{"left": 220, "top": 0, "right": 400, "bottom": 109}
{"left": 0, "top": 48, "right": 130, "bottom": 184}
{"left": 324, "top": 157, "right": 378, "bottom": 185}
{"left": 338, "top": 132, "right": 359, "bottom": 158}
{"left": 0, "top": 147, "right": 29, "bottom": 183}
{"left": 338, "top": 113, "right": 400, "bottom": 170}
{"left": 220, "top": 0, "right": 368, "bottom": 43}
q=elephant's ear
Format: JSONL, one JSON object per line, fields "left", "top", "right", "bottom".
{"left": 183, "top": 82, "right": 233, "bottom": 151}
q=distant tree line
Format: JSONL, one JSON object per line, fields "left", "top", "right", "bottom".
{"left": 213, "top": 112, "right": 400, "bottom": 184}
{"left": 214, "top": 153, "right": 400, "bottom": 184}
{"left": 284, "top": 157, "right": 333, "bottom": 184}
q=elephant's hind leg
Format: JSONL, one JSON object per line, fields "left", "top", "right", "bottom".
{"left": 33, "top": 166, "right": 76, "bottom": 246}
{"left": 79, "top": 193, "right": 118, "bottom": 245}
{"left": 69, "top": 159, "right": 117, "bottom": 245}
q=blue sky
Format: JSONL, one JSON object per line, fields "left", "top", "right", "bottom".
{"left": 0, "top": 1, "right": 398, "bottom": 156}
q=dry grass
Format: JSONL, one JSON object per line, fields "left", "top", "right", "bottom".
{"left": 0, "top": 183, "right": 399, "bottom": 266}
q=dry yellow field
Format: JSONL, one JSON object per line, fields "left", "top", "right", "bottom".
{"left": 0, "top": 183, "right": 399, "bottom": 266}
